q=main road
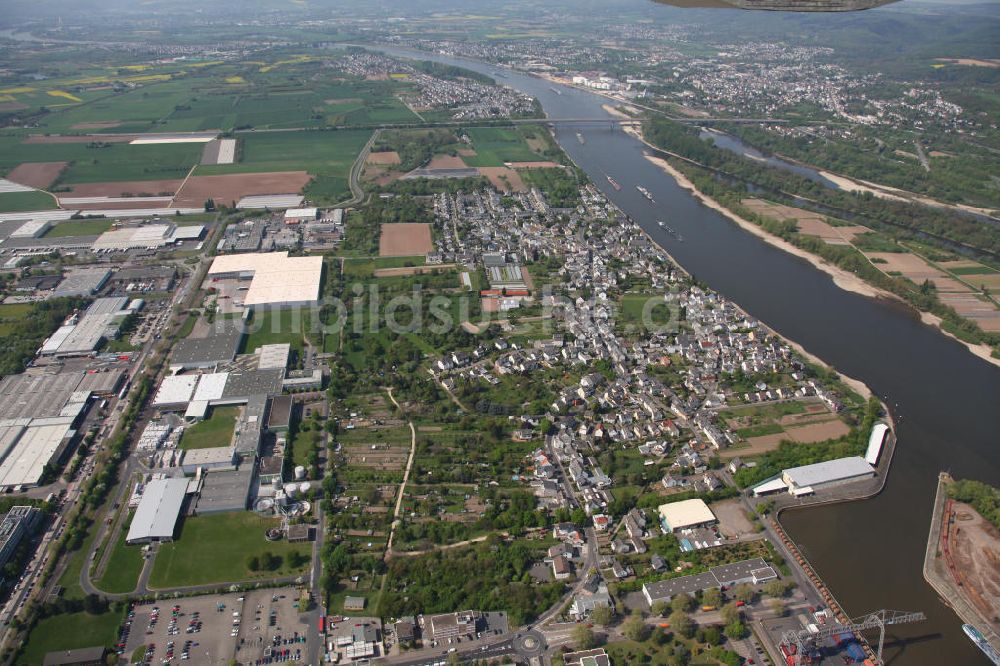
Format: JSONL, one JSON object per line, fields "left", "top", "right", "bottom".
{"left": 364, "top": 44, "right": 1000, "bottom": 665}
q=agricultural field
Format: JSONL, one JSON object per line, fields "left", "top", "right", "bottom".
{"left": 196, "top": 129, "right": 371, "bottom": 203}
{"left": 378, "top": 222, "right": 434, "bottom": 256}
{"left": 717, "top": 398, "right": 852, "bottom": 457}
{"left": 462, "top": 127, "right": 546, "bottom": 167}
{"left": 0, "top": 190, "right": 58, "bottom": 213}
{"left": 148, "top": 512, "right": 310, "bottom": 588}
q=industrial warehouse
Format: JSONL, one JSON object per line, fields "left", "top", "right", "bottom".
{"left": 206, "top": 251, "right": 324, "bottom": 308}
{"left": 39, "top": 296, "right": 141, "bottom": 357}
{"left": 751, "top": 456, "right": 877, "bottom": 497}
{"left": 0, "top": 368, "right": 124, "bottom": 489}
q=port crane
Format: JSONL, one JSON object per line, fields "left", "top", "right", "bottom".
{"left": 780, "top": 609, "right": 926, "bottom": 666}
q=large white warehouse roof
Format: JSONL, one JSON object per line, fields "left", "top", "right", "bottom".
{"left": 208, "top": 251, "right": 323, "bottom": 306}
{"left": 782, "top": 456, "right": 873, "bottom": 489}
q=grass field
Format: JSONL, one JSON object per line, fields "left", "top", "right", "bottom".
{"left": 0, "top": 190, "right": 58, "bottom": 213}
{"left": 242, "top": 309, "right": 309, "bottom": 355}
{"left": 342, "top": 255, "right": 425, "bottom": 279}
{"left": 16, "top": 610, "right": 121, "bottom": 666}
{"left": 149, "top": 512, "right": 310, "bottom": 588}
{"left": 179, "top": 405, "right": 239, "bottom": 450}
{"left": 196, "top": 129, "right": 370, "bottom": 203}
{"left": 43, "top": 219, "right": 115, "bottom": 237}
{"left": 94, "top": 512, "right": 144, "bottom": 594}
{"left": 462, "top": 127, "right": 543, "bottom": 167}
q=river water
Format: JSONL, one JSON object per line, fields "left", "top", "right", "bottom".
{"left": 369, "top": 45, "right": 1000, "bottom": 665}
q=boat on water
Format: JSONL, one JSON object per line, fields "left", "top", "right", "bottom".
{"left": 576, "top": 132, "right": 585, "bottom": 144}
{"left": 656, "top": 220, "right": 684, "bottom": 241}
{"left": 964, "top": 624, "right": 1000, "bottom": 665}
{"left": 606, "top": 175, "right": 621, "bottom": 190}
{"left": 550, "top": 87, "right": 563, "bottom": 95}
{"left": 637, "top": 185, "right": 655, "bottom": 203}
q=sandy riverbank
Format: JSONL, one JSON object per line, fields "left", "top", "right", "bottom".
{"left": 645, "top": 152, "right": 885, "bottom": 304}
{"left": 634, "top": 130, "right": 1000, "bottom": 370}
{"left": 818, "top": 169, "right": 999, "bottom": 220}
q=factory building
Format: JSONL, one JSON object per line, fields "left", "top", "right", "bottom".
{"left": 52, "top": 267, "right": 111, "bottom": 298}
{"left": 38, "top": 297, "right": 131, "bottom": 357}
{"left": 126, "top": 477, "right": 191, "bottom": 544}
{"left": 0, "top": 368, "right": 120, "bottom": 490}
{"left": 91, "top": 223, "right": 204, "bottom": 251}
{"left": 168, "top": 321, "right": 245, "bottom": 370}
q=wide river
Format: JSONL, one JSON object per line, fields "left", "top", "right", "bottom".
{"left": 369, "top": 45, "right": 1000, "bottom": 664}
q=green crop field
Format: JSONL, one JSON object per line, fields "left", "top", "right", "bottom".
{"left": 43, "top": 219, "right": 115, "bottom": 237}
{"left": 0, "top": 137, "right": 202, "bottom": 186}
{"left": 197, "top": 129, "right": 370, "bottom": 203}
{"left": 462, "top": 127, "right": 543, "bottom": 167}
{"left": 0, "top": 190, "right": 58, "bottom": 213}
{"left": 16, "top": 610, "right": 121, "bottom": 666}
{"left": 149, "top": 512, "right": 310, "bottom": 588}
{"left": 179, "top": 405, "right": 239, "bottom": 450}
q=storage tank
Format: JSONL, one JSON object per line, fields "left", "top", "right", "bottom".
{"left": 299, "top": 481, "right": 311, "bottom": 495}
{"left": 285, "top": 483, "right": 298, "bottom": 498}
{"left": 294, "top": 465, "right": 306, "bottom": 480}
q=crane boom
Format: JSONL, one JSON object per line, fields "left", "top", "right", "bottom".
{"left": 780, "top": 609, "right": 926, "bottom": 666}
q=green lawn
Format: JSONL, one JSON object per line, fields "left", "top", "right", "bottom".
{"left": 342, "top": 255, "right": 425, "bottom": 279}
{"left": 179, "top": 405, "right": 239, "bottom": 450}
{"left": 149, "top": 512, "right": 310, "bottom": 588}
{"left": 242, "top": 308, "right": 308, "bottom": 355}
{"left": 619, "top": 293, "right": 675, "bottom": 328}
{"left": 94, "top": 512, "right": 145, "bottom": 595}
{"left": 57, "top": 512, "right": 106, "bottom": 601}
{"left": 43, "top": 219, "right": 115, "bottom": 237}
{"left": 176, "top": 313, "right": 199, "bottom": 339}
{"left": 16, "top": 610, "right": 120, "bottom": 666}
{"left": 0, "top": 303, "right": 34, "bottom": 319}
{"left": 462, "top": 127, "right": 543, "bottom": 167}
{"left": 0, "top": 190, "right": 58, "bottom": 213}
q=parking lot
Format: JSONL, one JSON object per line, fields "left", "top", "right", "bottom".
{"left": 123, "top": 588, "right": 309, "bottom": 665}
{"left": 234, "top": 588, "right": 312, "bottom": 665}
